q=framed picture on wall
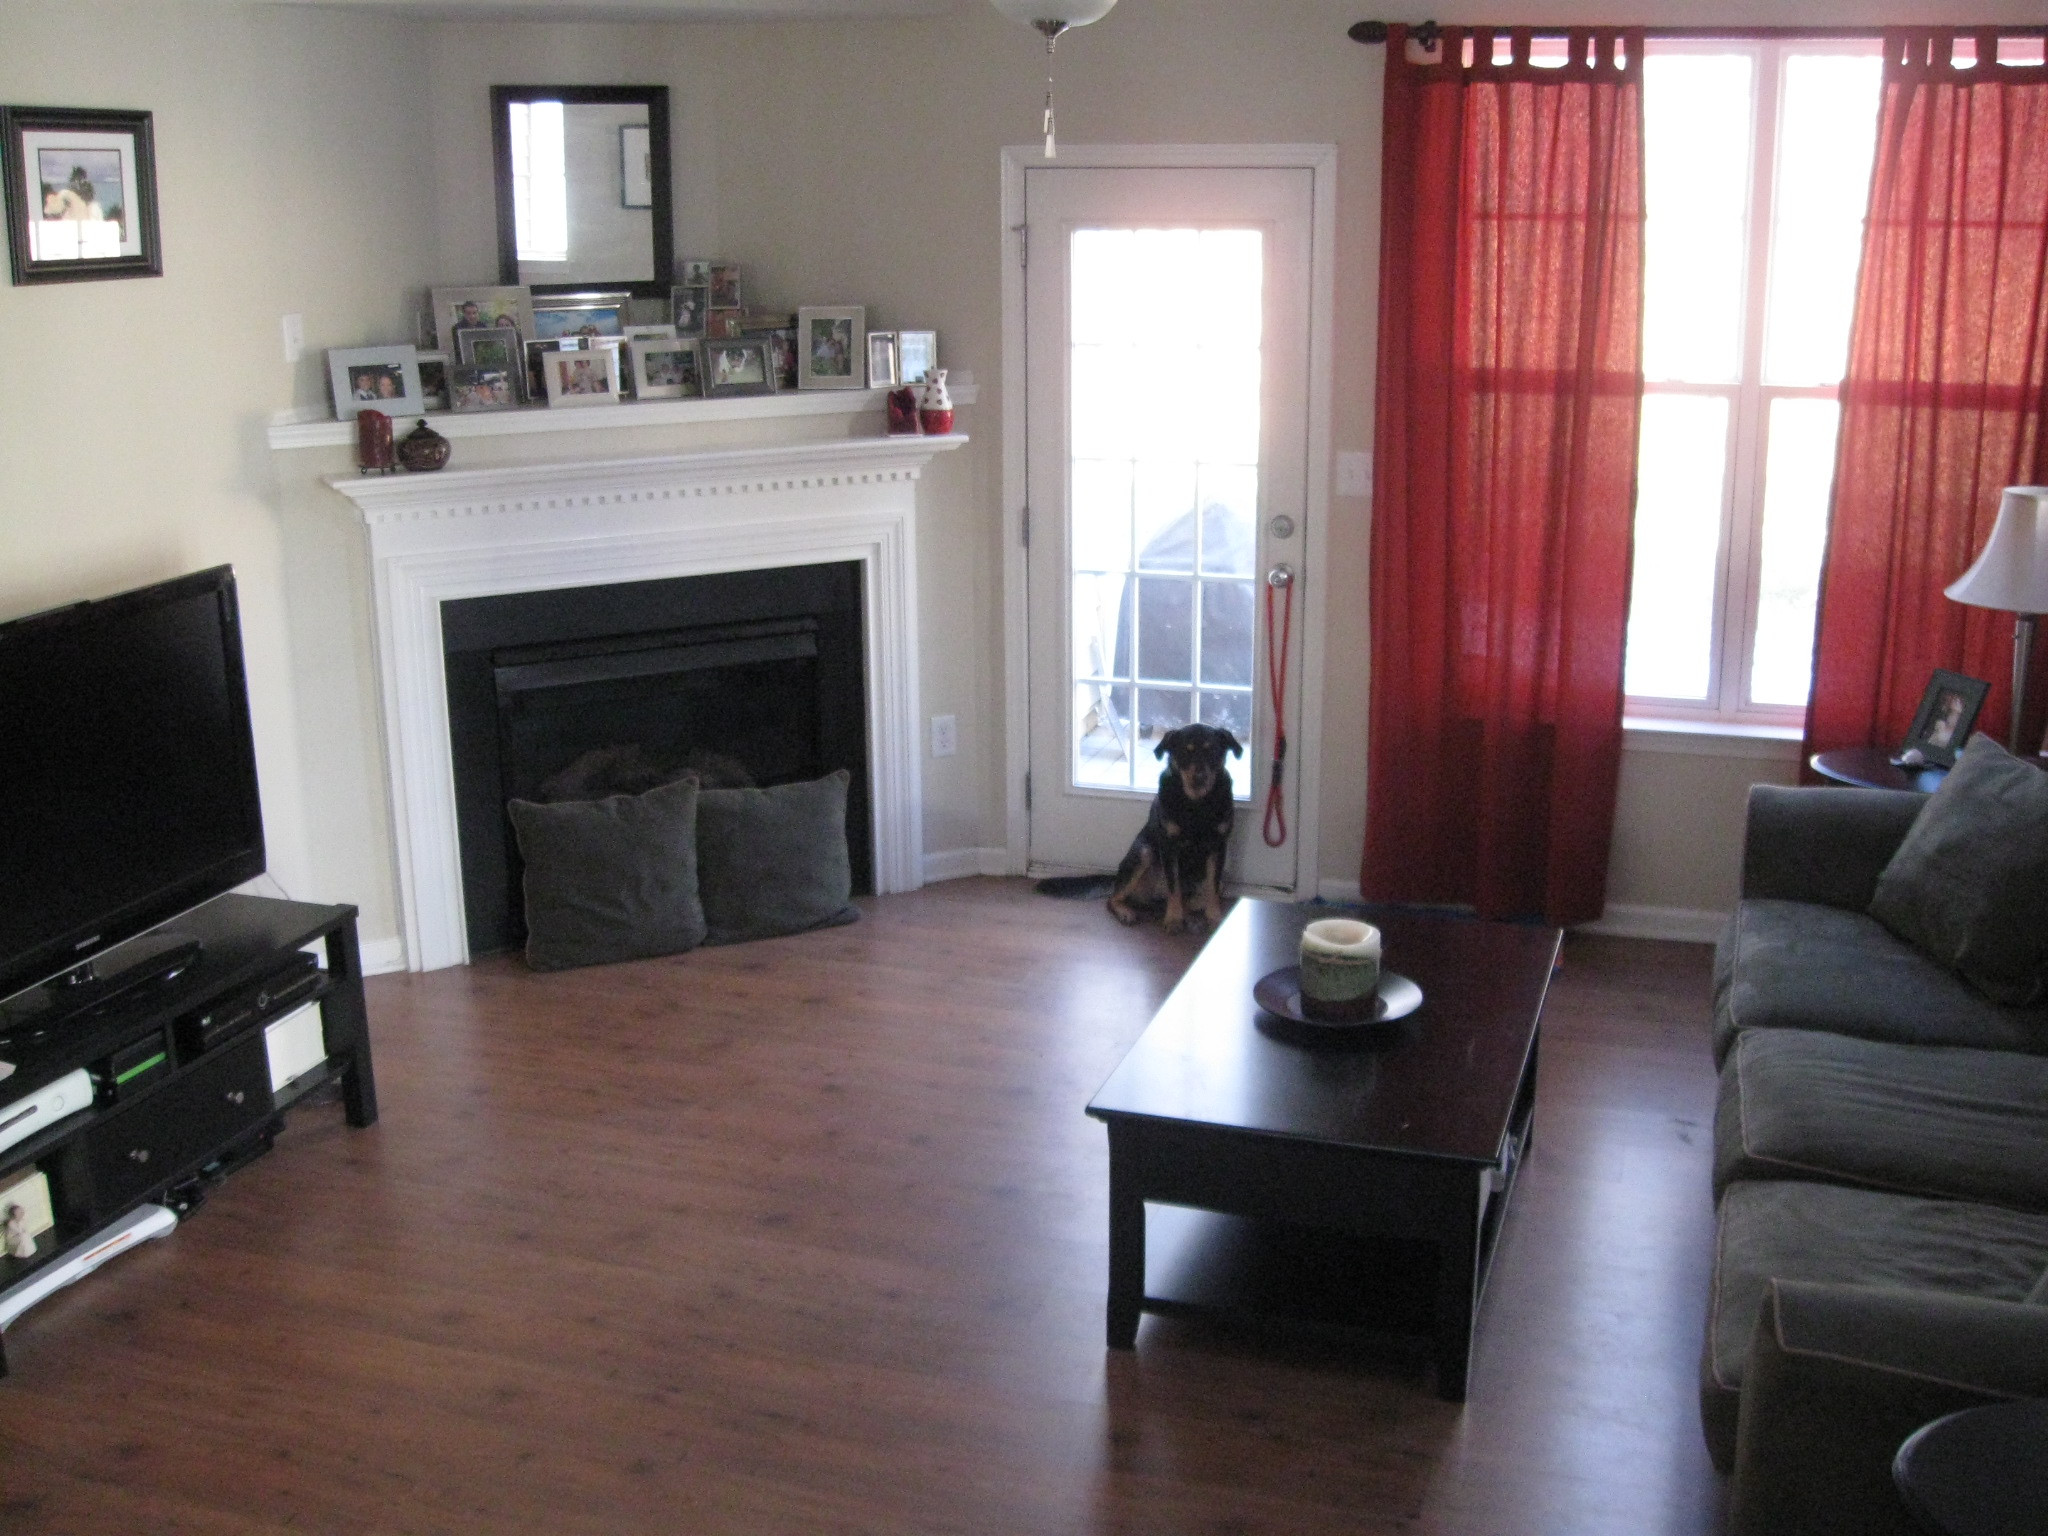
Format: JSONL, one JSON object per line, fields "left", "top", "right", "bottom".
{"left": 1897, "top": 670, "right": 1991, "bottom": 769}
{"left": 1, "top": 105, "right": 162, "bottom": 285}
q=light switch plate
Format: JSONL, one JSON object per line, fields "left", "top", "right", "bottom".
{"left": 931, "top": 715, "right": 957, "bottom": 758}
{"left": 1335, "top": 451, "right": 1371, "bottom": 499}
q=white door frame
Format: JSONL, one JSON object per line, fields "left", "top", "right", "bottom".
{"left": 999, "top": 142, "right": 1337, "bottom": 894}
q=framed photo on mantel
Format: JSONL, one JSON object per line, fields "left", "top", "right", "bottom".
{"left": 1, "top": 105, "right": 162, "bottom": 285}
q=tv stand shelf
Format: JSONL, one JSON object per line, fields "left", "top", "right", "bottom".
{"left": 0, "top": 894, "right": 376, "bottom": 1377}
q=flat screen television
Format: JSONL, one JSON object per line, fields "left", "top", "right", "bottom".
{"left": 0, "top": 567, "right": 265, "bottom": 1030}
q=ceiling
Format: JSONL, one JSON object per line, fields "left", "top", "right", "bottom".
{"left": 249, "top": 0, "right": 955, "bottom": 17}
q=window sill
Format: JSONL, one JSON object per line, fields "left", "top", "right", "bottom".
{"left": 1622, "top": 715, "right": 1804, "bottom": 761}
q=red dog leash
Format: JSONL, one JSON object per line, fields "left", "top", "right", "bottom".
{"left": 1262, "top": 567, "right": 1293, "bottom": 847}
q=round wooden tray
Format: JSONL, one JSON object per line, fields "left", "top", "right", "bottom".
{"left": 1252, "top": 966, "right": 1423, "bottom": 1033}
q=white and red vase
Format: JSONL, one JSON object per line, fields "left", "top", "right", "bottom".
{"left": 918, "top": 369, "right": 954, "bottom": 436}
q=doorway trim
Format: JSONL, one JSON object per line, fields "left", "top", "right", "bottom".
{"left": 998, "top": 142, "right": 1337, "bottom": 893}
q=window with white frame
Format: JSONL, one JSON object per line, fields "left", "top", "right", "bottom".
{"left": 1624, "top": 39, "right": 1884, "bottom": 723}
{"left": 508, "top": 100, "right": 570, "bottom": 265}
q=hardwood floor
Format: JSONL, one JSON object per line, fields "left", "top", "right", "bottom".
{"left": 0, "top": 880, "right": 1725, "bottom": 1534}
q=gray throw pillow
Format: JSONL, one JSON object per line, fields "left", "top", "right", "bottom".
{"left": 696, "top": 769, "right": 859, "bottom": 945}
{"left": 507, "top": 776, "right": 706, "bottom": 971}
{"left": 1870, "top": 734, "right": 2048, "bottom": 1006}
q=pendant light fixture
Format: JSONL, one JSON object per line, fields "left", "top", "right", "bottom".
{"left": 988, "top": 0, "right": 1118, "bottom": 158}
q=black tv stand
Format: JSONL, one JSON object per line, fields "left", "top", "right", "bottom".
{"left": 0, "top": 934, "right": 206, "bottom": 1051}
{"left": 0, "top": 894, "right": 376, "bottom": 1378}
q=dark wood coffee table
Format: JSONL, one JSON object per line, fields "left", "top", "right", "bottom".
{"left": 1086, "top": 899, "right": 1559, "bottom": 1401}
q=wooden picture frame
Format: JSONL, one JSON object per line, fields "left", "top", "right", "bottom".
{"left": 1, "top": 105, "right": 162, "bottom": 285}
{"left": 1899, "top": 669, "right": 1991, "bottom": 768}
{"left": 702, "top": 336, "right": 775, "bottom": 398}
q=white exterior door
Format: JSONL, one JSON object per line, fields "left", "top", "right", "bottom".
{"left": 1020, "top": 164, "right": 1314, "bottom": 893}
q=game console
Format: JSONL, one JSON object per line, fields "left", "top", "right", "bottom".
{"left": 0, "top": 1069, "right": 94, "bottom": 1159}
{"left": 0, "top": 1203, "right": 177, "bottom": 1331}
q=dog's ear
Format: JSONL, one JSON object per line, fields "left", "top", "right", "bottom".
{"left": 1154, "top": 726, "right": 1185, "bottom": 760}
{"left": 1220, "top": 730, "right": 1244, "bottom": 758}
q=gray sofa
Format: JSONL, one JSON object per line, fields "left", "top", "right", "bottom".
{"left": 1704, "top": 778, "right": 2048, "bottom": 1536}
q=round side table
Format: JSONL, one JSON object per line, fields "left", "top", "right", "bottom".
{"left": 1811, "top": 746, "right": 1949, "bottom": 794}
{"left": 1893, "top": 1397, "right": 2048, "bottom": 1535}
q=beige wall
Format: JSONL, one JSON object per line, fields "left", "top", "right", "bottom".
{"left": 8, "top": 2, "right": 2038, "bottom": 967}
{"left": 0, "top": 2, "right": 435, "bottom": 939}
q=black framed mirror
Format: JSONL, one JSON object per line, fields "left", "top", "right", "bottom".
{"left": 490, "top": 85, "right": 672, "bottom": 299}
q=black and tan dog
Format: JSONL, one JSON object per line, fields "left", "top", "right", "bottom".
{"left": 1107, "top": 723, "right": 1243, "bottom": 934}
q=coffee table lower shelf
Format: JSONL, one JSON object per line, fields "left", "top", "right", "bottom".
{"left": 1104, "top": 1084, "right": 1533, "bottom": 1402}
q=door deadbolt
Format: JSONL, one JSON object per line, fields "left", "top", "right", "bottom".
{"left": 1269, "top": 514, "right": 1296, "bottom": 539}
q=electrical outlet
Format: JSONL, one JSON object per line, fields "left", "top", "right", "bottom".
{"left": 281, "top": 312, "right": 305, "bottom": 364}
{"left": 1335, "top": 450, "right": 1371, "bottom": 499}
{"left": 931, "top": 714, "right": 958, "bottom": 758}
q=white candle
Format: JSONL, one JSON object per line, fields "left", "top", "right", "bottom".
{"left": 1301, "top": 918, "right": 1381, "bottom": 961}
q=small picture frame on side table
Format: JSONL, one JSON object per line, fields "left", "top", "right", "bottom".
{"left": 707, "top": 262, "right": 741, "bottom": 308}
{"left": 897, "top": 329, "right": 938, "bottom": 385}
{"left": 702, "top": 336, "right": 775, "bottom": 398}
{"left": 798, "top": 305, "right": 865, "bottom": 390}
{"left": 327, "top": 344, "right": 424, "bottom": 420}
{"left": 867, "top": 330, "right": 899, "bottom": 389}
{"left": 1, "top": 105, "right": 162, "bottom": 285}
{"left": 677, "top": 257, "right": 714, "bottom": 287}
{"left": 632, "top": 337, "right": 701, "bottom": 399}
{"left": 1898, "top": 669, "right": 1991, "bottom": 769}
{"left": 542, "top": 343, "right": 622, "bottom": 407}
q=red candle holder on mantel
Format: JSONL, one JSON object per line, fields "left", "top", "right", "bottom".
{"left": 355, "top": 408, "right": 394, "bottom": 473}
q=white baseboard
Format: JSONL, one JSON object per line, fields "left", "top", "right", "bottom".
{"left": 359, "top": 937, "right": 408, "bottom": 976}
{"left": 922, "top": 847, "right": 1012, "bottom": 883}
{"left": 1581, "top": 903, "right": 1727, "bottom": 944}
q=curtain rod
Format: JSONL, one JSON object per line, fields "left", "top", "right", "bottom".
{"left": 1348, "top": 20, "right": 2048, "bottom": 44}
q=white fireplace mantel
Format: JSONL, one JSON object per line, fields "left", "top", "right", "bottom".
{"left": 327, "top": 433, "right": 967, "bottom": 972}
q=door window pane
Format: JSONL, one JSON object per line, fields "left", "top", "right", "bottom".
{"left": 1068, "top": 226, "right": 1260, "bottom": 797}
{"left": 1763, "top": 55, "right": 1884, "bottom": 386}
{"left": 1626, "top": 393, "right": 1732, "bottom": 700}
{"left": 1750, "top": 398, "right": 1841, "bottom": 705}
{"left": 1642, "top": 53, "right": 1754, "bottom": 384}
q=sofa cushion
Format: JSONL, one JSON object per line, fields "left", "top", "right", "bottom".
{"left": 1701, "top": 1181, "right": 2048, "bottom": 1468}
{"left": 695, "top": 770, "right": 860, "bottom": 946}
{"left": 1713, "top": 899, "right": 2048, "bottom": 1064}
{"left": 1715, "top": 1029, "right": 2048, "bottom": 1209}
{"left": 507, "top": 776, "right": 706, "bottom": 972}
{"left": 1870, "top": 734, "right": 2048, "bottom": 1007}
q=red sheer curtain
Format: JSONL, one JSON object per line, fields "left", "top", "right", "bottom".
{"left": 1363, "top": 25, "right": 1645, "bottom": 925}
{"left": 1805, "top": 31, "right": 2048, "bottom": 763}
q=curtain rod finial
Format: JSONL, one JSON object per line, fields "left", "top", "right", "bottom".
{"left": 1348, "top": 19, "right": 1439, "bottom": 48}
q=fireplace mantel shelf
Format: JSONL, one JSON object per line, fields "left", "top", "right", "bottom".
{"left": 268, "top": 379, "right": 976, "bottom": 451}
{"left": 325, "top": 433, "right": 969, "bottom": 524}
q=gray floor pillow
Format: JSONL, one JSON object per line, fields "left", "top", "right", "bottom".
{"left": 1870, "top": 734, "right": 2048, "bottom": 1006}
{"left": 507, "top": 776, "right": 706, "bottom": 971}
{"left": 697, "top": 769, "right": 860, "bottom": 945}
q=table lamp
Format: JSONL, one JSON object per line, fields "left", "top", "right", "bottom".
{"left": 1946, "top": 486, "right": 2048, "bottom": 756}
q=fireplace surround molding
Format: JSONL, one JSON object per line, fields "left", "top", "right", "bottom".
{"left": 326, "top": 433, "right": 967, "bottom": 972}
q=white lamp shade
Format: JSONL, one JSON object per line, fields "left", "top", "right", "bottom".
{"left": 989, "top": 0, "right": 1117, "bottom": 29}
{"left": 1947, "top": 486, "right": 2048, "bottom": 614}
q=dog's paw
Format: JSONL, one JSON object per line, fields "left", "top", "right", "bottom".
{"left": 1107, "top": 901, "right": 1141, "bottom": 927}
{"left": 1162, "top": 914, "right": 1187, "bottom": 935}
